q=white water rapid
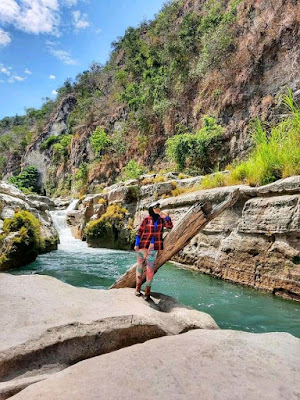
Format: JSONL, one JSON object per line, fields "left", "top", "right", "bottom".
{"left": 50, "top": 199, "right": 86, "bottom": 252}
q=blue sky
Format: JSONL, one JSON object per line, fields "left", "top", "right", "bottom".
{"left": 0, "top": 0, "right": 167, "bottom": 119}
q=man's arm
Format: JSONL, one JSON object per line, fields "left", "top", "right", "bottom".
{"left": 160, "top": 213, "right": 173, "bottom": 229}
{"left": 134, "top": 217, "right": 146, "bottom": 250}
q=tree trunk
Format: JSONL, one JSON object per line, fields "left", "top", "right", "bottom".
{"left": 110, "top": 189, "right": 240, "bottom": 289}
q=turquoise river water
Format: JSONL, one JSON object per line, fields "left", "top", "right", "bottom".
{"left": 11, "top": 209, "right": 300, "bottom": 338}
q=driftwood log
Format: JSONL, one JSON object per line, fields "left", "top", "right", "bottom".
{"left": 110, "top": 189, "right": 240, "bottom": 289}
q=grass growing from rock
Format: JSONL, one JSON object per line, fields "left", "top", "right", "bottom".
{"left": 199, "top": 91, "right": 300, "bottom": 189}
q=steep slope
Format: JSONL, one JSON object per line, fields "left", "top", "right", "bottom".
{"left": 0, "top": 0, "right": 299, "bottom": 195}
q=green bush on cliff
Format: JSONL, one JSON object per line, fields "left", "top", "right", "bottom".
{"left": 197, "top": 91, "right": 300, "bottom": 188}
{"left": 121, "top": 160, "right": 146, "bottom": 180}
{"left": 90, "top": 127, "right": 111, "bottom": 157}
{"left": 40, "top": 135, "right": 60, "bottom": 151}
{"left": 166, "top": 116, "right": 224, "bottom": 172}
{"left": 9, "top": 166, "right": 40, "bottom": 193}
{"left": 74, "top": 163, "right": 88, "bottom": 195}
{"left": 52, "top": 135, "right": 73, "bottom": 163}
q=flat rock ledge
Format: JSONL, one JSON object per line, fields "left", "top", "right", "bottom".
{"left": 0, "top": 273, "right": 217, "bottom": 399}
{"left": 10, "top": 329, "right": 300, "bottom": 400}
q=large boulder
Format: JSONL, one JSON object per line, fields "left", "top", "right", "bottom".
{"left": 0, "top": 273, "right": 217, "bottom": 399}
{"left": 0, "top": 182, "right": 59, "bottom": 270}
{"left": 9, "top": 329, "right": 300, "bottom": 400}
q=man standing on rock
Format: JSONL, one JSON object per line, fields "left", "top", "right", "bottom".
{"left": 134, "top": 202, "right": 173, "bottom": 300}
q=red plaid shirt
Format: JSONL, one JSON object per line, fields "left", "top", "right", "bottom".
{"left": 136, "top": 216, "right": 173, "bottom": 250}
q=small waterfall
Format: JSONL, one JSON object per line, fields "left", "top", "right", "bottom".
{"left": 66, "top": 199, "right": 79, "bottom": 211}
{"left": 50, "top": 199, "right": 85, "bottom": 252}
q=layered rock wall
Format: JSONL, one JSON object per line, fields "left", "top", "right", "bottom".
{"left": 73, "top": 175, "right": 300, "bottom": 301}
{"left": 164, "top": 177, "right": 300, "bottom": 301}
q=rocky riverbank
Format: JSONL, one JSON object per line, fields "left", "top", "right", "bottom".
{"left": 0, "top": 182, "right": 59, "bottom": 271}
{"left": 68, "top": 175, "right": 300, "bottom": 301}
{"left": 0, "top": 275, "right": 298, "bottom": 400}
{"left": 0, "top": 273, "right": 217, "bottom": 399}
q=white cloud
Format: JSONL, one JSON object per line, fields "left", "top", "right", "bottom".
{"left": 24, "top": 68, "right": 32, "bottom": 74}
{"left": 49, "top": 48, "right": 77, "bottom": 65}
{"left": 63, "top": 0, "right": 77, "bottom": 6}
{"left": 49, "top": 74, "right": 56, "bottom": 79}
{"left": 0, "top": 28, "right": 11, "bottom": 46}
{"left": 0, "top": 65, "right": 11, "bottom": 75}
{"left": 8, "top": 74, "right": 26, "bottom": 83}
{"left": 13, "top": 75, "right": 25, "bottom": 81}
{"left": 0, "top": 0, "right": 60, "bottom": 35}
{"left": 52, "top": 89, "right": 58, "bottom": 95}
{"left": 45, "top": 39, "right": 57, "bottom": 46}
{"left": 46, "top": 40, "right": 78, "bottom": 65}
{"left": 0, "top": 0, "right": 19, "bottom": 24}
{"left": 72, "top": 10, "right": 89, "bottom": 30}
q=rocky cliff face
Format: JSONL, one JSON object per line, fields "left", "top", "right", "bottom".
{"left": 1, "top": 0, "right": 299, "bottom": 194}
{"left": 72, "top": 175, "right": 300, "bottom": 301}
{"left": 168, "top": 177, "right": 300, "bottom": 301}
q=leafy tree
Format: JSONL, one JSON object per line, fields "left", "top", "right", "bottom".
{"left": 90, "top": 127, "right": 111, "bottom": 156}
{"left": 121, "top": 160, "right": 146, "bottom": 180}
{"left": 9, "top": 166, "right": 40, "bottom": 193}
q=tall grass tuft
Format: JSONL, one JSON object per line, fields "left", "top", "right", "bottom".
{"left": 229, "top": 90, "right": 300, "bottom": 186}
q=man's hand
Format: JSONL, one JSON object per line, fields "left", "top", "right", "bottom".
{"left": 160, "top": 212, "right": 169, "bottom": 218}
{"left": 134, "top": 246, "right": 139, "bottom": 252}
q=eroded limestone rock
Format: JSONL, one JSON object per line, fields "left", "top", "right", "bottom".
{"left": 9, "top": 329, "right": 300, "bottom": 400}
{"left": 0, "top": 273, "right": 217, "bottom": 398}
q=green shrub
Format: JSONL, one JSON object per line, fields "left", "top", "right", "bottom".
{"left": 126, "top": 185, "right": 139, "bottom": 202}
{"left": 166, "top": 116, "right": 224, "bottom": 172}
{"left": 111, "top": 130, "right": 127, "bottom": 156}
{"left": 74, "top": 163, "right": 88, "bottom": 194}
{"left": 3, "top": 210, "right": 43, "bottom": 252}
{"left": 40, "top": 135, "right": 60, "bottom": 151}
{"left": 121, "top": 160, "right": 146, "bottom": 180}
{"left": 86, "top": 204, "right": 129, "bottom": 237}
{"left": 90, "top": 127, "right": 111, "bottom": 156}
{"left": 9, "top": 166, "right": 40, "bottom": 193}
{"left": 52, "top": 135, "right": 72, "bottom": 163}
{"left": 85, "top": 203, "right": 135, "bottom": 249}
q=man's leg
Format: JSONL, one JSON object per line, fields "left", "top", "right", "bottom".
{"left": 135, "top": 249, "right": 147, "bottom": 296}
{"left": 144, "top": 250, "right": 158, "bottom": 299}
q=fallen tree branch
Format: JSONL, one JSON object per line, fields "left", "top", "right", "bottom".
{"left": 110, "top": 189, "right": 240, "bottom": 289}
